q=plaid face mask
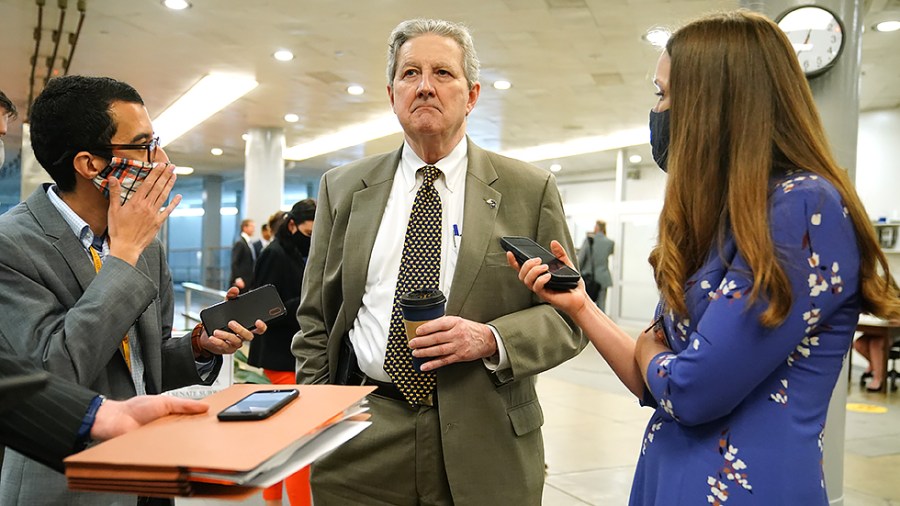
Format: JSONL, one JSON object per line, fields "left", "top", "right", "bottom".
{"left": 92, "top": 157, "right": 155, "bottom": 205}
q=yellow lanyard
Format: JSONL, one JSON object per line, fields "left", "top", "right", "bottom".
{"left": 89, "top": 247, "right": 131, "bottom": 370}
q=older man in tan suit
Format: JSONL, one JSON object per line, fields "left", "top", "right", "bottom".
{"left": 293, "top": 18, "right": 586, "bottom": 506}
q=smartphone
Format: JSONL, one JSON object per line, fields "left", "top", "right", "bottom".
{"left": 217, "top": 389, "right": 299, "bottom": 421}
{"left": 199, "top": 284, "right": 286, "bottom": 333}
{"left": 500, "top": 236, "right": 580, "bottom": 291}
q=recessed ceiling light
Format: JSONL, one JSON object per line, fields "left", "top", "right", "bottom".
{"left": 273, "top": 50, "right": 294, "bottom": 61}
{"left": 241, "top": 133, "right": 250, "bottom": 141}
{"left": 284, "top": 113, "right": 300, "bottom": 123}
{"left": 347, "top": 85, "right": 365, "bottom": 95}
{"left": 549, "top": 163, "right": 562, "bottom": 172}
{"left": 643, "top": 28, "right": 671, "bottom": 48}
{"left": 210, "top": 148, "right": 223, "bottom": 156}
{"left": 174, "top": 166, "right": 194, "bottom": 175}
{"left": 162, "top": 0, "right": 190, "bottom": 10}
{"left": 493, "top": 80, "right": 512, "bottom": 90}
{"left": 874, "top": 20, "right": 900, "bottom": 32}
{"left": 628, "top": 154, "right": 642, "bottom": 164}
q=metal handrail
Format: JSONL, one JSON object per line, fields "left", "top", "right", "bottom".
{"left": 181, "top": 282, "right": 228, "bottom": 329}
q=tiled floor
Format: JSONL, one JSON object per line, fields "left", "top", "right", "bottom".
{"left": 179, "top": 332, "right": 900, "bottom": 506}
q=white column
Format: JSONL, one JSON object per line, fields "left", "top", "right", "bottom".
{"left": 243, "top": 127, "right": 285, "bottom": 236}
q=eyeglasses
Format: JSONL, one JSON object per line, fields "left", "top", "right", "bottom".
{"left": 100, "top": 136, "right": 160, "bottom": 163}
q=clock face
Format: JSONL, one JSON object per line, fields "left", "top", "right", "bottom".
{"left": 777, "top": 6, "right": 845, "bottom": 78}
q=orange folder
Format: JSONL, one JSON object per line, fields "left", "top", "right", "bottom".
{"left": 64, "top": 384, "right": 374, "bottom": 498}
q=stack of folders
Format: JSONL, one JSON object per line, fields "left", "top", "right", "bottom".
{"left": 64, "top": 384, "right": 374, "bottom": 499}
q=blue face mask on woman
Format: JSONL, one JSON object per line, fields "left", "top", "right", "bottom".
{"left": 649, "top": 109, "right": 670, "bottom": 172}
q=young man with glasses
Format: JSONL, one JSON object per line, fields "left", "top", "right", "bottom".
{"left": 0, "top": 76, "right": 265, "bottom": 505}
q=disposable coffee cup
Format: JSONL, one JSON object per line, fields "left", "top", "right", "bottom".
{"left": 399, "top": 288, "right": 446, "bottom": 373}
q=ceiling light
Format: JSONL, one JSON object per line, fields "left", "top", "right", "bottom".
{"left": 549, "top": 163, "right": 562, "bottom": 172}
{"left": 628, "top": 154, "right": 642, "bottom": 164}
{"left": 347, "top": 85, "right": 365, "bottom": 95}
{"left": 493, "top": 80, "right": 512, "bottom": 90}
{"left": 643, "top": 28, "right": 671, "bottom": 48}
{"left": 500, "top": 127, "right": 649, "bottom": 162}
{"left": 221, "top": 206, "right": 238, "bottom": 216}
{"left": 284, "top": 113, "right": 300, "bottom": 123}
{"left": 153, "top": 73, "right": 258, "bottom": 147}
{"left": 284, "top": 113, "right": 403, "bottom": 161}
{"left": 874, "top": 20, "right": 900, "bottom": 32}
{"left": 273, "top": 50, "right": 294, "bottom": 61}
{"left": 210, "top": 148, "right": 223, "bottom": 156}
{"left": 241, "top": 133, "right": 250, "bottom": 141}
{"left": 162, "top": 0, "right": 190, "bottom": 10}
{"left": 173, "top": 165, "right": 194, "bottom": 175}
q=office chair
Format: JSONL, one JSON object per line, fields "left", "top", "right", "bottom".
{"left": 889, "top": 339, "right": 900, "bottom": 392}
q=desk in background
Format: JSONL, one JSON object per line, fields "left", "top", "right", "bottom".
{"left": 852, "top": 313, "right": 900, "bottom": 394}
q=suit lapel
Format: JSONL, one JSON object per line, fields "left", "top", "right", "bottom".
{"left": 341, "top": 148, "right": 402, "bottom": 327}
{"left": 27, "top": 186, "right": 97, "bottom": 292}
{"left": 447, "top": 140, "right": 500, "bottom": 315}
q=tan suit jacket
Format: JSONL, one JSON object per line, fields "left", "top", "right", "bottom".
{"left": 293, "top": 139, "right": 586, "bottom": 504}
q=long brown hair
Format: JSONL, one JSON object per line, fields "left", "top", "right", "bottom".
{"left": 648, "top": 10, "right": 900, "bottom": 326}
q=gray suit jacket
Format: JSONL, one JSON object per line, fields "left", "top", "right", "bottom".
{"left": 578, "top": 232, "right": 614, "bottom": 288}
{"left": 293, "top": 139, "right": 586, "bottom": 505}
{"left": 0, "top": 185, "right": 222, "bottom": 505}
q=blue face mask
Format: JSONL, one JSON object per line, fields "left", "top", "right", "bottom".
{"left": 649, "top": 109, "right": 670, "bottom": 172}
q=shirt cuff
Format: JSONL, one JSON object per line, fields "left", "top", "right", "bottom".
{"left": 482, "top": 324, "right": 510, "bottom": 372}
{"left": 196, "top": 356, "right": 217, "bottom": 381}
{"left": 74, "top": 394, "right": 105, "bottom": 452}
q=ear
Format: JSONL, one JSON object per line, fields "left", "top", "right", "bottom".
{"left": 72, "top": 150, "right": 103, "bottom": 181}
{"left": 387, "top": 84, "right": 395, "bottom": 109}
{"left": 465, "top": 82, "right": 481, "bottom": 115}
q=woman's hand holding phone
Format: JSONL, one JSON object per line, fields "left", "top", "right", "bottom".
{"left": 506, "top": 240, "right": 591, "bottom": 318}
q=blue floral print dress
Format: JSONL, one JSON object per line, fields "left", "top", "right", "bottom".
{"left": 630, "top": 171, "right": 861, "bottom": 505}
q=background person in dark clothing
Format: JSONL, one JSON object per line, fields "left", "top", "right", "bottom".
{"left": 248, "top": 198, "right": 315, "bottom": 505}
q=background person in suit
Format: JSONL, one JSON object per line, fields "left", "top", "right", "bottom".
{"left": 230, "top": 218, "right": 257, "bottom": 291}
{"left": 0, "top": 349, "right": 208, "bottom": 474}
{"left": 0, "top": 76, "right": 262, "bottom": 505}
{"left": 577, "top": 219, "right": 615, "bottom": 311}
{"left": 293, "top": 18, "right": 585, "bottom": 505}
{"left": 248, "top": 199, "right": 316, "bottom": 506}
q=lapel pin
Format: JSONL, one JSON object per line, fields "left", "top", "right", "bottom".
{"left": 485, "top": 198, "right": 497, "bottom": 209}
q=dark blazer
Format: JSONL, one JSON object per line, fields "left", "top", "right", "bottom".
{"left": 0, "top": 349, "right": 96, "bottom": 474}
{"left": 230, "top": 236, "right": 255, "bottom": 289}
{"left": 248, "top": 235, "right": 307, "bottom": 372}
{"left": 0, "top": 185, "right": 222, "bottom": 505}
{"left": 293, "top": 139, "right": 586, "bottom": 504}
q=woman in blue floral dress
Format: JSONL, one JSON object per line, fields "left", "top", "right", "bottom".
{"left": 509, "top": 10, "right": 900, "bottom": 505}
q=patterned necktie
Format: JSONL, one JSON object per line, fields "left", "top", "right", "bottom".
{"left": 89, "top": 247, "right": 132, "bottom": 370}
{"left": 384, "top": 165, "right": 442, "bottom": 406}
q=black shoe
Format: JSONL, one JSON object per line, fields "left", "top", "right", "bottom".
{"left": 860, "top": 371, "right": 873, "bottom": 385}
{"left": 866, "top": 381, "right": 883, "bottom": 393}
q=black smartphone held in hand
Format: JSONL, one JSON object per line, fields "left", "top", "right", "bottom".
{"left": 217, "top": 389, "right": 299, "bottom": 421}
{"left": 500, "top": 236, "right": 580, "bottom": 291}
{"left": 199, "top": 284, "right": 286, "bottom": 333}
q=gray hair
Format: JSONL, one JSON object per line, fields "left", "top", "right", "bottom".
{"left": 386, "top": 18, "right": 480, "bottom": 90}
